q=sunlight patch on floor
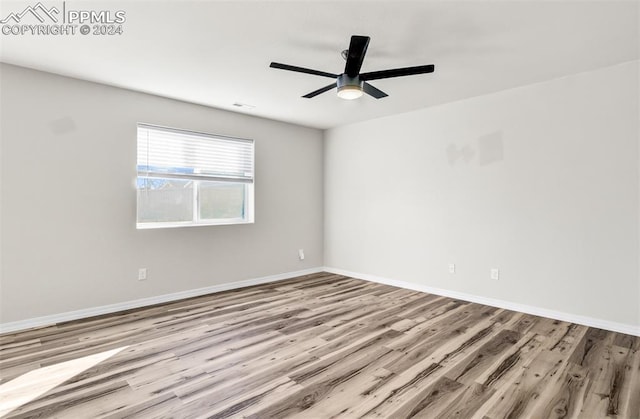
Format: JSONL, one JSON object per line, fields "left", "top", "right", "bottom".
{"left": 0, "top": 346, "right": 128, "bottom": 417}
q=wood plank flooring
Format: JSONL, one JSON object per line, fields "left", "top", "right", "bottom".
{"left": 1, "top": 272, "right": 638, "bottom": 418}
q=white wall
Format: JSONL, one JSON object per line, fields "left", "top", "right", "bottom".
{"left": 325, "top": 61, "right": 639, "bottom": 328}
{"left": 0, "top": 64, "right": 324, "bottom": 324}
{"left": 2, "top": 61, "right": 638, "bottom": 331}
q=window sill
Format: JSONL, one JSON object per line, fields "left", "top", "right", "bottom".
{"left": 136, "top": 219, "right": 254, "bottom": 229}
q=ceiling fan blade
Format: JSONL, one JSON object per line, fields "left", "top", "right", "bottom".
{"left": 270, "top": 62, "right": 338, "bottom": 79}
{"left": 360, "top": 64, "right": 435, "bottom": 81}
{"left": 302, "top": 83, "right": 337, "bottom": 98}
{"left": 344, "top": 35, "right": 370, "bottom": 77}
{"left": 363, "top": 82, "right": 388, "bottom": 99}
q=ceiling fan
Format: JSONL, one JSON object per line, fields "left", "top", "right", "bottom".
{"left": 270, "top": 35, "right": 435, "bottom": 100}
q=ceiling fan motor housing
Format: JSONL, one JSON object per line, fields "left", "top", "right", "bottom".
{"left": 336, "top": 74, "right": 364, "bottom": 99}
{"left": 337, "top": 74, "right": 363, "bottom": 90}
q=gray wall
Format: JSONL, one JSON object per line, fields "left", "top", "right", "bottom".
{"left": 325, "top": 61, "right": 639, "bottom": 328}
{"left": 0, "top": 64, "right": 324, "bottom": 323}
{"left": 2, "top": 61, "right": 639, "bottom": 330}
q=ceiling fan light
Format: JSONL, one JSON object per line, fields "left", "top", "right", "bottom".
{"left": 337, "top": 85, "right": 363, "bottom": 100}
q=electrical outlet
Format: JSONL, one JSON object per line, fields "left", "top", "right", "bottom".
{"left": 298, "top": 249, "right": 305, "bottom": 261}
{"left": 448, "top": 263, "right": 455, "bottom": 274}
{"left": 491, "top": 268, "right": 500, "bottom": 280}
{"left": 138, "top": 268, "right": 147, "bottom": 281}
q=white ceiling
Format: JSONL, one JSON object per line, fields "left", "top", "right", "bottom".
{"left": 1, "top": 1, "right": 638, "bottom": 129}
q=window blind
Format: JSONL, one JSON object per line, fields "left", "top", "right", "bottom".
{"left": 137, "top": 124, "right": 254, "bottom": 183}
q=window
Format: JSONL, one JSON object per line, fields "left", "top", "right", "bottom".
{"left": 136, "top": 124, "right": 254, "bottom": 228}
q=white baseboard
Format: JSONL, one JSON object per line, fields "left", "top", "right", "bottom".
{"left": 0, "top": 267, "right": 324, "bottom": 335}
{"left": 324, "top": 267, "right": 640, "bottom": 337}
{"left": 4, "top": 266, "right": 638, "bottom": 338}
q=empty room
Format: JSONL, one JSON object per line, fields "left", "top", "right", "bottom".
{"left": 0, "top": 1, "right": 639, "bottom": 418}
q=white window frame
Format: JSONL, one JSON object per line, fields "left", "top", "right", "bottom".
{"left": 136, "top": 123, "right": 254, "bottom": 229}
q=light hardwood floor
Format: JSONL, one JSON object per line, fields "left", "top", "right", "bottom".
{"left": 1, "top": 272, "right": 638, "bottom": 418}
